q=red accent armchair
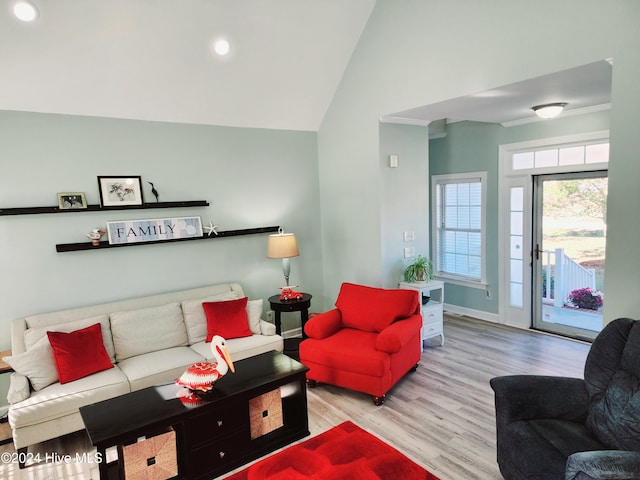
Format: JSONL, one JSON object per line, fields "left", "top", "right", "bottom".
{"left": 299, "top": 282, "right": 422, "bottom": 405}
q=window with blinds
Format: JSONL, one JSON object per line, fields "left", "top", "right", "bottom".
{"left": 432, "top": 172, "right": 486, "bottom": 284}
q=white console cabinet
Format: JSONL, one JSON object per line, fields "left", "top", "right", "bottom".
{"left": 399, "top": 280, "right": 445, "bottom": 349}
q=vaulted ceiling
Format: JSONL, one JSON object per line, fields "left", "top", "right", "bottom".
{"left": 0, "top": 0, "right": 375, "bottom": 131}
{"left": 1, "top": 1, "right": 612, "bottom": 132}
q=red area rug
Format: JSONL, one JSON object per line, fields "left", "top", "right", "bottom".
{"left": 224, "top": 421, "right": 439, "bottom": 480}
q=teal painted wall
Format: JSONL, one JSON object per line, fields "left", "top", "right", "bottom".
{"left": 379, "top": 123, "right": 430, "bottom": 288}
{"left": 319, "top": 0, "right": 640, "bottom": 323}
{"left": 429, "top": 111, "right": 610, "bottom": 315}
{"left": 0, "top": 111, "right": 322, "bottom": 350}
{"left": 429, "top": 121, "right": 501, "bottom": 314}
{"left": 2, "top": 1, "right": 640, "bottom": 405}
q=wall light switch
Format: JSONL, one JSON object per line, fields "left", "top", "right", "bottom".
{"left": 404, "top": 246, "right": 415, "bottom": 258}
{"left": 389, "top": 154, "right": 398, "bottom": 168}
{"left": 403, "top": 231, "right": 415, "bottom": 242}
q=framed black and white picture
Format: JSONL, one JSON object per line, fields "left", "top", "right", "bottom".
{"left": 57, "top": 192, "right": 88, "bottom": 210}
{"left": 97, "top": 176, "right": 144, "bottom": 207}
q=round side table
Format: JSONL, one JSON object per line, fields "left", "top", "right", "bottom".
{"left": 268, "top": 293, "right": 312, "bottom": 336}
{"left": 268, "top": 293, "right": 312, "bottom": 361}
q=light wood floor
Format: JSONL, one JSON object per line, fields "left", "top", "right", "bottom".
{"left": 0, "top": 315, "right": 591, "bottom": 479}
{"left": 307, "top": 315, "right": 590, "bottom": 479}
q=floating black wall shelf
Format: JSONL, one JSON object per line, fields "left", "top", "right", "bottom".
{"left": 0, "top": 200, "right": 209, "bottom": 216}
{"left": 56, "top": 226, "right": 280, "bottom": 252}
{"left": 0, "top": 199, "right": 275, "bottom": 253}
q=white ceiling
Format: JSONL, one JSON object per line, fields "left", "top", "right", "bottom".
{"left": 385, "top": 60, "right": 612, "bottom": 126}
{"left": 0, "top": 0, "right": 375, "bottom": 131}
{"left": 1, "top": 2, "right": 612, "bottom": 132}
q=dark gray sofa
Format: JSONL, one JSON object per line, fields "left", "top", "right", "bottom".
{"left": 490, "top": 318, "right": 640, "bottom": 480}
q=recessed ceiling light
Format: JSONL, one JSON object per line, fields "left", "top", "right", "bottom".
{"left": 13, "top": 1, "right": 39, "bottom": 22}
{"left": 213, "top": 39, "right": 231, "bottom": 56}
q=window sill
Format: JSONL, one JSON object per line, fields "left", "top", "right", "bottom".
{"left": 435, "top": 276, "right": 487, "bottom": 290}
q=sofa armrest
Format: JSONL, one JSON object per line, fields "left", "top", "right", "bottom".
{"left": 11, "top": 318, "right": 28, "bottom": 356}
{"left": 7, "top": 372, "right": 30, "bottom": 404}
{"left": 259, "top": 319, "right": 277, "bottom": 336}
{"left": 304, "top": 309, "right": 342, "bottom": 340}
{"left": 566, "top": 450, "right": 640, "bottom": 480}
{"left": 490, "top": 375, "right": 588, "bottom": 426}
{"left": 376, "top": 315, "right": 422, "bottom": 353}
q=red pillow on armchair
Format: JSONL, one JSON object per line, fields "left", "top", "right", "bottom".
{"left": 335, "top": 283, "right": 419, "bottom": 332}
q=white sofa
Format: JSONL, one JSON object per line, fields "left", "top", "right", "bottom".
{"left": 4, "top": 282, "right": 283, "bottom": 457}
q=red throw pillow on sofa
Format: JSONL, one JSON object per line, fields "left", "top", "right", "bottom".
{"left": 203, "top": 297, "right": 252, "bottom": 341}
{"left": 47, "top": 323, "right": 113, "bottom": 384}
{"left": 335, "top": 283, "right": 419, "bottom": 332}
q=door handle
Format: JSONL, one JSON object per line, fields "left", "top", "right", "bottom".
{"left": 534, "top": 243, "right": 541, "bottom": 260}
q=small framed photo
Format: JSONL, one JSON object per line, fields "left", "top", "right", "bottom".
{"left": 97, "top": 176, "right": 144, "bottom": 207}
{"left": 57, "top": 192, "right": 88, "bottom": 210}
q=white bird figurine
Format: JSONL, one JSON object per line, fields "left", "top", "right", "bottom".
{"left": 176, "top": 336, "right": 235, "bottom": 393}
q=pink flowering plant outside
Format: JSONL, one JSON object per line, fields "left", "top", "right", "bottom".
{"left": 568, "top": 287, "right": 603, "bottom": 310}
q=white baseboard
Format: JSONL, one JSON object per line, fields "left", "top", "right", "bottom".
{"left": 283, "top": 306, "right": 506, "bottom": 335}
{"left": 282, "top": 327, "right": 302, "bottom": 339}
{"left": 443, "top": 303, "right": 501, "bottom": 324}
{"left": 443, "top": 304, "right": 537, "bottom": 334}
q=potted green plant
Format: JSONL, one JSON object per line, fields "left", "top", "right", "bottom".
{"left": 404, "top": 255, "right": 433, "bottom": 283}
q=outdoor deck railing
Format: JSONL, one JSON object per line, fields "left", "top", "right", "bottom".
{"left": 542, "top": 248, "right": 596, "bottom": 307}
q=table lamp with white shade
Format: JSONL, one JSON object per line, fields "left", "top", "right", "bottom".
{"left": 266, "top": 228, "right": 299, "bottom": 287}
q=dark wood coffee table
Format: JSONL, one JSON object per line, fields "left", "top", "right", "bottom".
{"left": 80, "top": 351, "right": 309, "bottom": 480}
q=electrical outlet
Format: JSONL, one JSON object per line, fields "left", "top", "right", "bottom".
{"left": 486, "top": 289, "right": 492, "bottom": 300}
{"left": 403, "top": 231, "right": 415, "bottom": 242}
{"left": 266, "top": 310, "right": 274, "bottom": 322}
{"left": 404, "top": 247, "right": 415, "bottom": 258}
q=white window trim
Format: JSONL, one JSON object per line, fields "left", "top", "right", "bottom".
{"left": 500, "top": 130, "right": 610, "bottom": 177}
{"left": 497, "top": 130, "right": 609, "bottom": 329}
{"left": 431, "top": 171, "right": 488, "bottom": 289}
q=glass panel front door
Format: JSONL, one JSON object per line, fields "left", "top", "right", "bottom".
{"left": 532, "top": 171, "right": 607, "bottom": 341}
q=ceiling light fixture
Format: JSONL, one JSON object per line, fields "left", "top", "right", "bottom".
{"left": 13, "top": 1, "right": 39, "bottom": 22}
{"left": 532, "top": 102, "right": 568, "bottom": 119}
{"left": 213, "top": 39, "right": 231, "bottom": 56}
